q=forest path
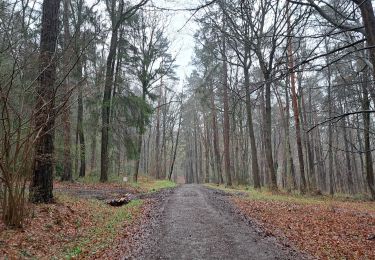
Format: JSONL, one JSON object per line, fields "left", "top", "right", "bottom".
{"left": 135, "top": 184, "right": 305, "bottom": 260}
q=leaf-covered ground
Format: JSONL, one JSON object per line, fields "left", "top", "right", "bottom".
{"left": 54, "top": 176, "right": 176, "bottom": 198}
{"left": 0, "top": 178, "right": 176, "bottom": 259}
{"left": 208, "top": 185, "right": 375, "bottom": 260}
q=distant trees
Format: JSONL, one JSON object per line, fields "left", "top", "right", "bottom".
{"left": 100, "top": 0, "right": 149, "bottom": 182}
{"left": 127, "top": 12, "right": 176, "bottom": 182}
{"left": 2, "top": 0, "right": 375, "bottom": 229}
{"left": 181, "top": 0, "right": 375, "bottom": 199}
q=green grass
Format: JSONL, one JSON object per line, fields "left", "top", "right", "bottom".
{"left": 63, "top": 199, "right": 143, "bottom": 259}
{"left": 128, "top": 178, "right": 177, "bottom": 192}
{"left": 205, "top": 184, "right": 375, "bottom": 207}
{"left": 147, "top": 179, "right": 177, "bottom": 191}
{"left": 74, "top": 173, "right": 125, "bottom": 184}
{"left": 73, "top": 174, "right": 177, "bottom": 193}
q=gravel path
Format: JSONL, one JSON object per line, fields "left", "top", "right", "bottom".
{"left": 134, "top": 184, "right": 306, "bottom": 260}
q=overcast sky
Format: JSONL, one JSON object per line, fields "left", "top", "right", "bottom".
{"left": 152, "top": 0, "right": 202, "bottom": 89}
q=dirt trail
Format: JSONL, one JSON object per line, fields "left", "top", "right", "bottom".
{"left": 133, "top": 184, "right": 306, "bottom": 260}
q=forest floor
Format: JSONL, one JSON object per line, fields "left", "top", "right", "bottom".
{"left": 0, "top": 177, "right": 176, "bottom": 259}
{"left": 2, "top": 181, "right": 374, "bottom": 259}
{"left": 206, "top": 184, "right": 375, "bottom": 260}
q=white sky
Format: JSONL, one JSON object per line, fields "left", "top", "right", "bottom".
{"left": 152, "top": 0, "right": 201, "bottom": 90}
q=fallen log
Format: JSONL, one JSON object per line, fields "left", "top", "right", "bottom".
{"left": 107, "top": 194, "right": 132, "bottom": 207}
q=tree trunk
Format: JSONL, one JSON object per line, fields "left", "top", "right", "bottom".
{"left": 169, "top": 109, "right": 182, "bottom": 180}
{"left": 194, "top": 113, "right": 199, "bottom": 183}
{"left": 134, "top": 90, "right": 146, "bottom": 182}
{"left": 134, "top": 135, "right": 142, "bottom": 182}
{"left": 210, "top": 84, "right": 223, "bottom": 184}
{"left": 287, "top": 3, "right": 306, "bottom": 193}
{"left": 30, "top": 0, "right": 61, "bottom": 203}
{"left": 362, "top": 73, "right": 375, "bottom": 200}
{"left": 299, "top": 82, "right": 316, "bottom": 192}
{"left": 284, "top": 73, "right": 296, "bottom": 191}
{"left": 221, "top": 25, "right": 232, "bottom": 186}
{"left": 263, "top": 81, "right": 277, "bottom": 190}
{"left": 100, "top": 29, "right": 118, "bottom": 182}
{"left": 162, "top": 89, "right": 168, "bottom": 179}
{"left": 77, "top": 59, "right": 85, "bottom": 178}
{"left": 244, "top": 63, "right": 260, "bottom": 189}
{"left": 90, "top": 127, "right": 97, "bottom": 172}
{"left": 327, "top": 54, "right": 334, "bottom": 196}
{"left": 204, "top": 117, "right": 210, "bottom": 183}
{"left": 155, "top": 83, "right": 162, "bottom": 179}
{"left": 61, "top": 0, "right": 72, "bottom": 182}
{"left": 341, "top": 104, "right": 354, "bottom": 194}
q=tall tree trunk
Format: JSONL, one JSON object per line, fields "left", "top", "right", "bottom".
{"left": 334, "top": 126, "right": 343, "bottom": 193}
{"left": 341, "top": 103, "right": 354, "bottom": 194}
{"left": 194, "top": 113, "right": 199, "bottom": 183}
{"left": 348, "top": 124, "right": 359, "bottom": 193}
{"left": 328, "top": 105, "right": 333, "bottom": 195}
{"left": 284, "top": 72, "right": 296, "bottom": 191}
{"left": 209, "top": 124, "right": 217, "bottom": 182}
{"left": 300, "top": 82, "right": 316, "bottom": 192}
{"left": 162, "top": 89, "right": 168, "bottom": 179}
{"left": 239, "top": 107, "right": 249, "bottom": 184}
{"left": 155, "top": 83, "right": 162, "bottom": 179}
{"left": 204, "top": 117, "right": 210, "bottom": 183}
{"left": 77, "top": 59, "right": 85, "bottom": 178}
{"left": 362, "top": 73, "right": 375, "bottom": 200}
{"left": 77, "top": 82, "right": 85, "bottom": 177}
{"left": 263, "top": 81, "right": 277, "bottom": 190}
{"left": 315, "top": 118, "right": 326, "bottom": 191}
{"left": 30, "top": 0, "right": 61, "bottom": 203}
{"left": 222, "top": 35, "right": 232, "bottom": 186}
{"left": 134, "top": 134, "right": 142, "bottom": 182}
{"left": 327, "top": 52, "right": 334, "bottom": 196}
{"left": 168, "top": 107, "right": 182, "bottom": 181}
{"left": 90, "top": 127, "right": 97, "bottom": 171}
{"left": 101, "top": 29, "right": 118, "bottom": 182}
{"left": 74, "top": 122, "right": 79, "bottom": 175}
{"left": 199, "top": 133, "right": 204, "bottom": 183}
{"left": 287, "top": 3, "right": 306, "bottom": 193}
{"left": 210, "top": 84, "right": 223, "bottom": 184}
{"left": 259, "top": 88, "right": 267, "bottom": 186}
{"left": 305, "top": 85, "right": 317, "bottom": 191}
{"left": 134, "top": 90, "right": 146, "bottom": 182}
{"left": 61, "top": 0, "right": 72, "bottom": 182}
{"left": 244, "top": 62, "right": 260, "bottom": 189}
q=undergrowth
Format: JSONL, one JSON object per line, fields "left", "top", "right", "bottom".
{"left": 62, "top": 198, "right": 143, "bottom": 259}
